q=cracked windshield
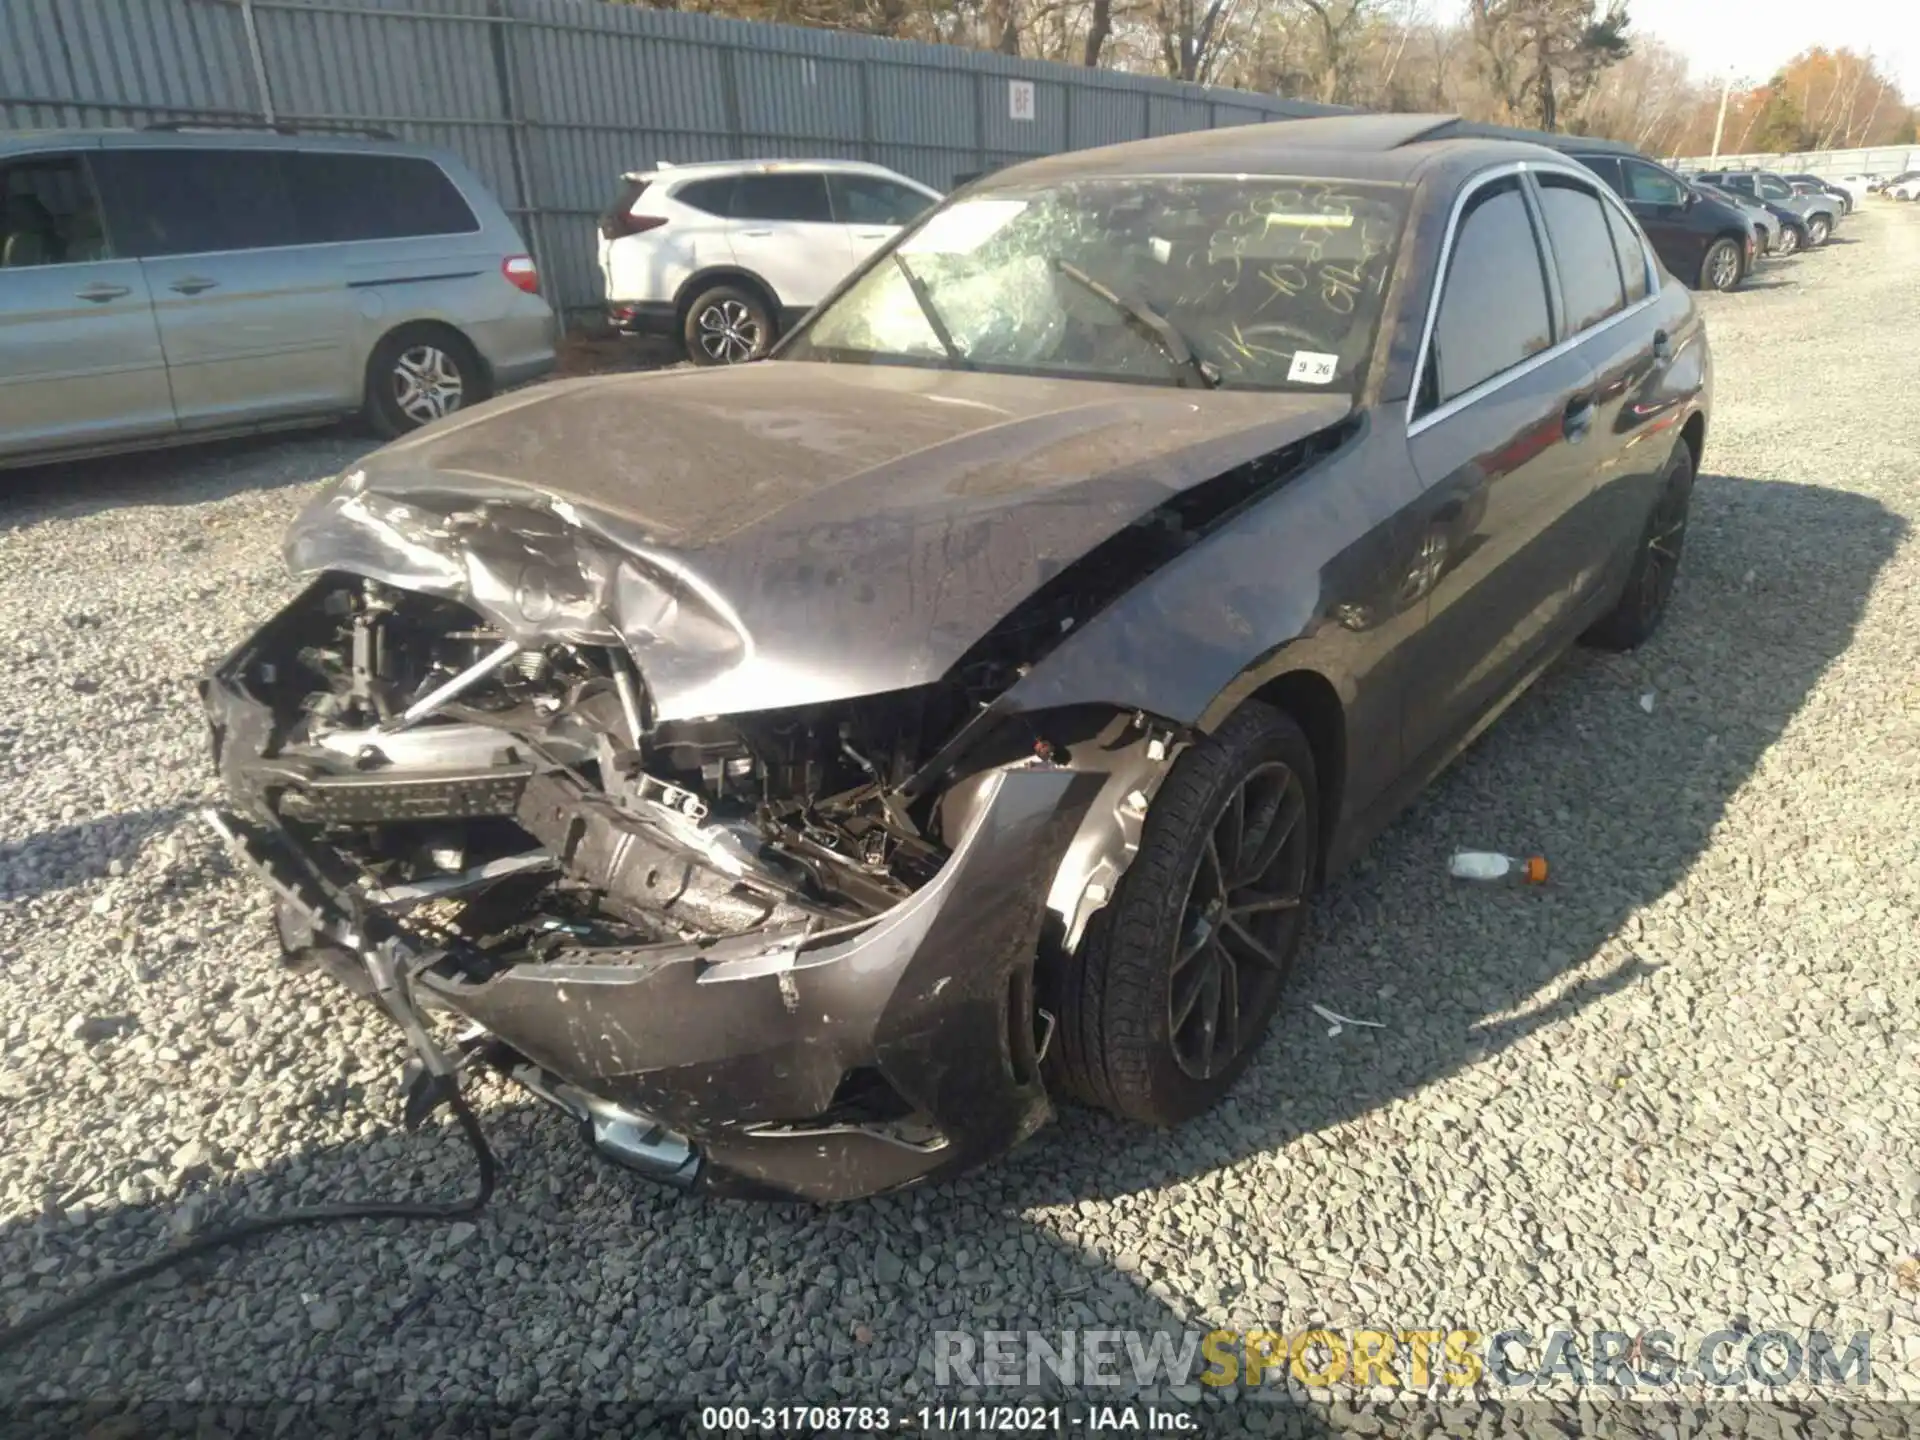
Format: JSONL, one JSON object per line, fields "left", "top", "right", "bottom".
{"left": 785, "top": 175, "right": 1408, "bottom": 391}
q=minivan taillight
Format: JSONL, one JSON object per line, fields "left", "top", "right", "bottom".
{"left": 502, "top": 255, "right": 540, "bottom": 294}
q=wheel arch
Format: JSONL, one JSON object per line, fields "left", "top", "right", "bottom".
{"left": 364, "top": 317, "right": 490, "bottom": 388}
{"left": 1247, "top": 669, "right": 1348, "bottom": 884}
{"left": 672, "top": 267, "right": 782, "bottom": 328}
{"left": 1679, "top": 410, "right": 1706, "bottom": 476}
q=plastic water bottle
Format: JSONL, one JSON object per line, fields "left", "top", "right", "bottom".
{"left": 1448, "top": 851, "right": 1549, "bottom": 884}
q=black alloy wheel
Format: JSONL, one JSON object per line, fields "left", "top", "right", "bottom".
{"left": 1166, "top": 759, "right": 1311, "bottom": 1081}
{"left": 1582, "top": 442, "right": 1694, "bottom": 651}
{"left": 1044, "top": 703, "right": 1320, "bottom": 1126}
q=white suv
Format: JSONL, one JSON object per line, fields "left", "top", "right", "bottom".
{"left": 598, "top": 159, "right": 941, "bottom": 365}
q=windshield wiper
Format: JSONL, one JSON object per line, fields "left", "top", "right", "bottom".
{"left": 1051, "top": 259, "right": 1219, "bottom": 389}
{"left": 891, "top": 253, "right": 970, "bottom": 368}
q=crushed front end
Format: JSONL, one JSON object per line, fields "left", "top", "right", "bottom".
{"left": 202, "top": 572, "right": 1177, "bottom": 1202}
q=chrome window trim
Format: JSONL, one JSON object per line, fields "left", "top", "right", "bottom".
{"left": 1407, "top": 158, "right": 1658, "bottom": 440}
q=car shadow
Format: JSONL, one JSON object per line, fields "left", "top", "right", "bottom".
{"left": 0, "top": 429, "right": 370, "bottom": 533}
{"left": 0, "top": 475, "right": 1899, "bottom": 1426}
{"left": 0, "top": 806, "right": 192, "bottom": 903}
{"left": 1738, "top": 276, "right": 1795, "bottom": 290}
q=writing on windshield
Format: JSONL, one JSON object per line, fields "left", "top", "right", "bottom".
{"left": 785, "top": 175, "right": 1408, "bottom": 392}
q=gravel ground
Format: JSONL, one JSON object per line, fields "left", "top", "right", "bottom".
{"left": 2, "top": 208, "right": 1917, "bottom": 1431}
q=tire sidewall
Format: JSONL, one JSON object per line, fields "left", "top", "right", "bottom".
{"left": 1089, "top": 707, "right": 1320, "bottom": 1125}
{"left": 682, "top": 285, "right": 774, "bottom": 366}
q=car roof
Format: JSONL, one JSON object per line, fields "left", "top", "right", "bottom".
{"left": 0, "top": 125, "right": 442, "bottom": 159}
{"left": 624, "top": 157, "right": 923, "bottom": 184}
{"left": 975, "top": 113, "right": 1589, "bottom": 190}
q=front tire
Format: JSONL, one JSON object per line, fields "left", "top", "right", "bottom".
{"left": 1045, "top": 703, "right": 1318, "bottom": 1127}
{"left": 1807, "top": 215, "right": 1831, "bottom": 245}
{"left": 1582, "top": 443, "right": 1693, "bottom": 652}
{"left": 682, "top": 284, "right": 773, "bottom": 366}
{"left": 1699, "top": 238, "right": 1744, "bottom": 291}
{"left": 1776, "top": 225, "right": 1803, "bottom": 256}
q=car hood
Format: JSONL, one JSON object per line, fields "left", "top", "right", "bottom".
{"left": 286, "top": 362, "right": 1352, "bottom": 720}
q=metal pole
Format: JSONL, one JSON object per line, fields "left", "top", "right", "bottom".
{"left": 485, "top": 0, "right": 558, "bottom": 338}
{"left": 1709, "top": 73, "right": 1732, "bottom": 162}
{"left": 237, "top": 0, "right": 277, "bottom": 123}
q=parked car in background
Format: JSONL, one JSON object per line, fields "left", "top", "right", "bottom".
{"left": 1694, "top": 170, "right": 1841, "bottom": 245}
{"left": 206, "top": 113, "right": 1711, "bottom": 1201}
{"left": 1785, "top": 174, "right": 1853, "bottom": 213}
{"left": 1566, "top": 148, "right": 1756, "bottom": 290}
{"left": 0, "top": 126, "right": 553, "bottom": 469}
{"left": 1886, "top": 174, "right": 1920, "bottom": 202}
{"left": 1693, "top": 180, "right": 1809, "bottom": 257}
{"left": 597, "top": 158, "right": 942, "bottom": 365}
{"left": 1827, "top": 174, "right": 1878, "bottom": 202}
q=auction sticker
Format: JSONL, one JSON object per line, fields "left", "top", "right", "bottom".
{"left": 1287, "top": 350, "right": 1339, "bottom": 384}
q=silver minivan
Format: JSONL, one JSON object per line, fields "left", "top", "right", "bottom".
{"left": 0, "top": 125, "right": 554, "bottom": 469}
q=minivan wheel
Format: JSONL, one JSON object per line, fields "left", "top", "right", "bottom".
{"left": 683, "top": 285, "right": 773, "bottom": 365}
{"left": 1045, "top": 702, "right": 1318, "bottom": 1127}
{"left": 1807, "top": 215, "right": 1831, "bottom": 245}
{"left": 1699, "top": 238, "right": 1744, "bottom": 291}
{"left": 1581, "top": 443, "right": 1693, "bottom": 652}
{"left": 365, "top": 326, "right": 487, "bottom": 438}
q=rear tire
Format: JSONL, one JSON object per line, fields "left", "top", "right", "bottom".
{"left": 1698, "top": 238, "right": 1744, "bottom": 291}
{"left": 1045, "top": 703, "right": 1319, "bottom": 1127}
{"left": 1582, "top": 443, "right": 1693, "bottom": 652}
{"left": 364, "top": 325, "right": 487, "bottom": 439}
{"left": 682, "top": 284, "right": 774, "bottom": 366}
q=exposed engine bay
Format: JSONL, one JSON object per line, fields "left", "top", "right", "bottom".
{"left": 219, "top": 571, "right": 1149, "bottom": 961}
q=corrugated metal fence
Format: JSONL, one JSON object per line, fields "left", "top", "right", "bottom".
{"left": 1, "top": 0, "right": 1336, "bottom": 317}
{"left": 1665, "top": 144, "right": 1920, "bottom": 177}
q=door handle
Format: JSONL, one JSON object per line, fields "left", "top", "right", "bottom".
{"left": 855, "top": 230, "right": 892, "bottom": 239}
{"left": 74, "top": 283, "right": 131, "bottom": 303}
{"left": 169, "top": 276, "right": 219, "bottom": 295}
{"left": 1563, "top": 394, "right": 1595, "bottom": 441}
{"left": 1651, "top": 329, "right": 1673, "bottom": 362}
{"left": 737, "top": 229, "right": 773, "bottom": 238}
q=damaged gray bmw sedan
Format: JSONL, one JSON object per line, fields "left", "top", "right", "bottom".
{"left": 204, "top": 115, "right": 1710, "bottom": 1202}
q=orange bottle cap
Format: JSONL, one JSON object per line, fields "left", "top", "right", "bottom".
{"left": 1523, "top": 856, "right": 1549, "bottom": 884}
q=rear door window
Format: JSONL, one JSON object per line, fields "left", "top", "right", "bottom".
{"left": 1573, "top": 154, "right": 1625, "bottom": 196}
{"left": 1756, "top": 175, "right": 1793, "bottom": 201}
{"left": 827, "top": 174, "right": 932, "bottom": 226}
{"left": 285, "top": 152, "right": 478, "bottom": 242}
{"left": 1535, "top": 174, "right": 1626, "bottom": 332}
{"left": 92, "top": 147, "right": 297, "bottom": 257}
{"left": 1602, "top": 201, "right": 1651, "bottom": 303}
{"left": 730, "top": 173, "right": 832, "bottom": 223}
{"left": 1425, "top": 178, "right": 1553, "bottom": 408}
{"left": 1621, "top": 160, "right": 1688, "bottom": 206}
{"left": 0, "top": 155, "right": 110, "bottom": 266}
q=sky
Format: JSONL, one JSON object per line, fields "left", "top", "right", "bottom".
{"left": 1626, "top": 0, "right": 1920, "bottom": 97}
{"left": 1435, "top": 0, "right": 1920, "bottom": 100}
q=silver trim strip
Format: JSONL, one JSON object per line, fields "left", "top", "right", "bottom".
{"left": 1406, "top": 159, "right": 1660, "bottom": 440}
